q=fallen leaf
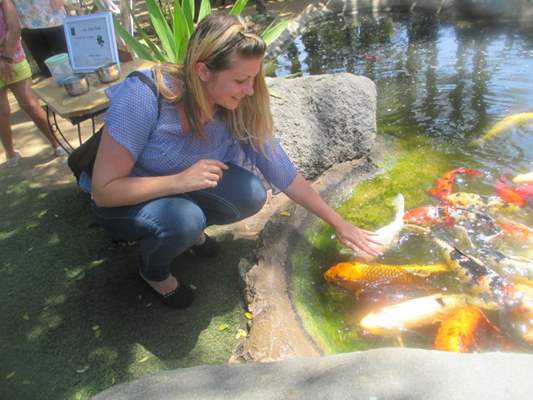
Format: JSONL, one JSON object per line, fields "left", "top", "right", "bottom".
{"left": 76, "top": 365, "right": 90, "bottom": 374}
{"left": 138, "top": 356, "right": 149, "bottom": 363}
{"left": 217, "top": 323, "right": 229, "bottom": 332}
{"left": 280, "top": 211, "right": 291, "bottom": 217}
{"left": 235, "top": 329, "right": 247, "bottom": 339}
{"left": 244, "top": 312, "right": 253, "bottom": 320}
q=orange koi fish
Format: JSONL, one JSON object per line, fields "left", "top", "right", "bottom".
{"left": 324, "top": 261, "right": 449, "bottom": 290}
{"left": 496, "top": 177, "right": 526, "bottom": 207}
{"left": 428, "top": 168, "right": 482, "bottom": 201}
{"left": 434, "top": 306, "right": 489, "bottom": 352}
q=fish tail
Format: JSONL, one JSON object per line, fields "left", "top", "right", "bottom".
{"left": 392, "top": 194, "right": 405, "bottom": 221}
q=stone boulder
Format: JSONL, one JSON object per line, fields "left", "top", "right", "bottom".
{"left": 267, "top": 73, "right": 376, "bottom": 179}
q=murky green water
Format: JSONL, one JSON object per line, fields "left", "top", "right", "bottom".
{"left": 271, "top": 12, "right": 533, "bottom": 353}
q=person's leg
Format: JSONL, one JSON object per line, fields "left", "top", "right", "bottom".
{"left": 0, "top": 86, "right": 17, "bottom": 161}
{"left": 187, "top": 163, "right": 267, "bottom": 226}
{"left": 9, "top": 78, "right": 62, "bottom": 151}
{"left": 92, "top": 196, "right": 206, "bottom": 293}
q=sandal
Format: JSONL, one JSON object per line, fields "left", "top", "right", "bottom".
{"left": 190, "top": 233, "right": 220, "bottom": 257}
{"left": 139, "top": 270, "right": 194, "bottom": 309}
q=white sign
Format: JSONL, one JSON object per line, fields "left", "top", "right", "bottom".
{"left": 63, "top": 12, "right": 120, "bottom": 73}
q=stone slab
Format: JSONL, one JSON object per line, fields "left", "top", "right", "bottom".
{"left": 93, "top": 348, "right": 533, "bottom": 400}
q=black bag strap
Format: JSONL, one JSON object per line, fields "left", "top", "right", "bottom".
{"left": 68, "top": 69, "right": 162, "bottom": 184}
{"left": 127, "top": 69, "right": 161, "bottom": 117}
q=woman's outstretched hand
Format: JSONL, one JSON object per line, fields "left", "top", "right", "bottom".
{"left": 176, "top": 159, "right": 228, "bottom": 192}
{"left": 334, "top": 219, "right": 382, "bottom": 258}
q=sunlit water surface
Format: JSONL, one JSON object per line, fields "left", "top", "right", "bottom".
{"left": 270, "top": 12, "right": 533, "bottom": 353}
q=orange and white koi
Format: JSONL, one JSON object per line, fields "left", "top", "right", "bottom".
{"left": 404, "top": 206, "right": 501, "bottom": 240}
{"left": 360, "top": 293, "right": 497, "bottom": 336}
{"left": 324, "top": 261, "right": 449, "bottom": 290}
{"left": 513, "top": 171, "right": 533, "bottom": 185}
{"left": 434, "top": 306, "right": 492, "bottom": 352}
{"left": 496, "top": 217, "right": 533, "bottom": 243}
{"left": 445, "top": 192, "right": 513, "bottom": 213}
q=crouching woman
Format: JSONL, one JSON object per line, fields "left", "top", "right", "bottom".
{"left": 90, "top": 13, "right": 378, "bottom": 309}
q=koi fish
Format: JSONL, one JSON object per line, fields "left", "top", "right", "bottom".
{"left": 445, "top": 192, "right": 512, "bottom": 213}
{"left": 354, "top": 194, "right": 405, "bottom": 262}
{"left": 496, "top": 217, "right": 533, "bottom": 243}
{"left": 513, "top": 171, "right": 533, "bottom": 185}
{"left": 360, "top": 293, "right": 497, "bottom": 336}
{"left": 428, "top": 168, "right": 482, "bottom": 200}
{"left": 469, "top": 244, "right": 533, "bottom": 286}
{"left": 431, "top": 227, "right": 514, "bottom": 304}
{"left": 324, "top": 261, "right": 449, "bottom": 289}
{"left": 498, "top": 175, "right": 533, "bottom": 202}
{"left": 434, "top": 306, "right": 490, "bottom": 352}
{"left": 495, "top": 176, "right": 526, "bottom": 207}
{"left": 472, "top": 112, "right": 533, "bottom": 145}
{"left": 404, "top": 206, "right": 501, "bottom": 241}
{"left": 505, "top": 283, "right": 533, "bottom": 345}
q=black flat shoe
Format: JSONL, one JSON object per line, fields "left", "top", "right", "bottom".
{"left": 139, "top": 271, "right": 194, "bottom": 309}
{"left": 190, "top": 233, "right": 220, "bottom": 257}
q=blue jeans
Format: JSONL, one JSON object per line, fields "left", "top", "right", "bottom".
{"left": 92, "top": 164, "right": 267, "bottom": 281}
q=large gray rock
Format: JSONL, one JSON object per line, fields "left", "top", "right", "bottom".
{"left": 268, "top": 73, "right": 376, "bottom": 179}
{"left": 93, "top": 348, "right": 533, "bottom": 400}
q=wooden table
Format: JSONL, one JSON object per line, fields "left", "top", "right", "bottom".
{"left": 32, "top": 58, "right": 155, "bottom": 152}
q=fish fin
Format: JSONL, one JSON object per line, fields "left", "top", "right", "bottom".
{"left": 403, "top": 224, "right": 430, "bottom": 235}
{"left": 396, "top": 335, "right": 405, "bottom": 348}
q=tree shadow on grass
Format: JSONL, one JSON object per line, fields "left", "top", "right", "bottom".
{"left": 0, "top": 173, "right": 252, "bottom": 400}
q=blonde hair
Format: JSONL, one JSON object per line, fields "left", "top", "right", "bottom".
{"left": 153, "top": 13, "right": 272, "bottom": 151}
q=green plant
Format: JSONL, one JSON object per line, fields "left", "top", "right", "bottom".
{"left": 107, "top": 0, "right": 288, "bottom": 64}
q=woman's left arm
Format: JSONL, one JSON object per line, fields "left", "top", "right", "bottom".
{"left": 0, "top": 0, "right": 20, "bottom": 81}
{"left": 284, "top": 173, "right": 381, "bottom": 257}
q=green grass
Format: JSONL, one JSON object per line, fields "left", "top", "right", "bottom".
{"left": 0, "top": 171, "right": 250, "bottom": 400}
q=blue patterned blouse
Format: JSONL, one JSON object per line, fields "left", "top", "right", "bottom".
{"left": 80, "top": 70, "right": 297, "bottom": 194}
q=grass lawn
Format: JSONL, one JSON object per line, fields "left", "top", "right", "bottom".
{"left": 0, "top": 164, "right": 250, "bottom": 400}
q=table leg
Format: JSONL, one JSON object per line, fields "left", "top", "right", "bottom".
{"left": 46, "top": 106, "right": 75, "bottom": 153}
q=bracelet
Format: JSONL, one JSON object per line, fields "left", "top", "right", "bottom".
{"left": 0, "top": 55, "right": 14, "bottom": 63}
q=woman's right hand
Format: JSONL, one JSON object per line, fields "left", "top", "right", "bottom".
{"left": 0, "top": 60, "right": 14, "bottom": 82}
{"left": 175, "top": 159, "right": 228, "bottom": 192}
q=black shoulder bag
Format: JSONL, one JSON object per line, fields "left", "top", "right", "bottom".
{"left": 67, "top": 71, "right": 160, "bottom": 184}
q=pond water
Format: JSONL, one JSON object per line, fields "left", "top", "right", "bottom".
{"left": 270, "top": 12, "right": 533, "bottom": 353}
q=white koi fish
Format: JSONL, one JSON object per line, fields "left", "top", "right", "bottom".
{"left": 360, "top": 293, "right": 498, "bottom": 336}
{"left": 355, "top": 194, "right": 405, "bottom": 262}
